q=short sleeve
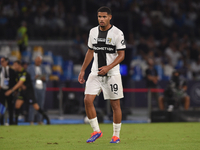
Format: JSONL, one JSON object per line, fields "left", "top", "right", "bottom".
{"left": 88, "top": 31, "right": 93, "bottom": 50}
{"left": 20, "top": 72, "right": 26, "bottom": 81}
{"left": 116, "top": 32, "right": 126, "bottom": 50}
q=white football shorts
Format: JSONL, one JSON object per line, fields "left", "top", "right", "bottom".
{"left": 85, "top": 73, "right": 124, "bottom": 100}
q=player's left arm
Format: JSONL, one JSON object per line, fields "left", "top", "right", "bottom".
{"left": 98, "top": 50, "right": 125, "bottom": 76}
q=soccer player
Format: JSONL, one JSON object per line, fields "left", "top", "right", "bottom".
{"left": 5, "top": 60, "right": 50, "bottom": 125}
{"left": 78, "top": 6, "right": 126, "bottom": 143}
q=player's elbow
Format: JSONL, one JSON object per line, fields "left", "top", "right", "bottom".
{"left": 119, "top": 53, "right": 125, "bottom": 62}
{"left": 121, "top": 54, "right": 125, "bottom": 61}
{"left": 118, "top": 51, "right": 125, "bottom": 61}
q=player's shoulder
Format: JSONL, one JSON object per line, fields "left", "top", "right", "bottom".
{"left": 111, "top": 25, "right": 124, "bottom": 36}
{"left": 89, "top": 26, "right": 99, "bottom": 34}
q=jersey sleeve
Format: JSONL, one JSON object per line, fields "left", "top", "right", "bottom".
{"left": 20, "top": 72, "right": 27, "bottom": 82}
{"left": 88, "top": 31, "right": 93, "bottom": 50}
{"left": 116, "top": 31, "right": 126, "bottom": 50}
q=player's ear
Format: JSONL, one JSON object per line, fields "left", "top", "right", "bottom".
{"left": 109, "top": 15, "right": 112, "bottom": 20}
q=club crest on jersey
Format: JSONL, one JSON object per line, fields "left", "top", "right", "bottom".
{"left": 107, "top": 38, "right": 112, "bottom": 43}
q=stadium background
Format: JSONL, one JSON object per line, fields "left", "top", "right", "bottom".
{"left": 1, "top": 0, "right": 200, "bottom": 123}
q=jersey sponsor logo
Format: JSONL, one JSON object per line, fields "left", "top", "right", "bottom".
{"left": 93, "top": 46, "right": 114, "bottom": 51}
{"left": 97, "top": 38, "right": 106, "bottom": 42}
{"left": 121, "top": 40, "right": 125, "bottom": 45}
{"left": 107, "top": 38, "right": 112, "bottom": 43}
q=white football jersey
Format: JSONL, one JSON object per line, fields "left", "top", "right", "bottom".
{"left": 88, "top": 25, "right": 126, "bottom": 76}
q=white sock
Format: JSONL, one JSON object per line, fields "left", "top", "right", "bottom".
{"left": 89, "top": 117, "right": 100, "bottom": 132}
{"left": 113, "top": 122, "right": 121, "bottom": 138}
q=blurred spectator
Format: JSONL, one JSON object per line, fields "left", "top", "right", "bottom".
{"left": 145, "top": 57, "right": 159, "bottom": 89}
{"left": 146, "top": 35, "right": 156, "bottom": 50}
{"left": 78, "top": 11, "right": 91, "bottom": 31}
{"left": 145, "top": 57, "right": 159, "bottom": 106}
{"left": 190, "top": 57, "right": 200, "bottom": 80}
{"left": 137, "top": 37, "right": 149, "bottom": 59}
{"left": 158, "top": 71, "right": 190, "bottom": 110}
{"left": 162, "top": 12, "right": 174, "bottom": 28}
{"left": 0, "top": 57, "right": 17, "bottom": 125}
{"left": 189, "top": 41, "right": 199, "bottom": 62}
{"left": 27, "top": 56, "right": 49, "bottom": 125}
{"left": 158, "top": 37, "right": 169, "bottom": 56}
{"left": 165, "top": 42, "right": 182, "bottom": 67}
{"left": 17, "top": 21, "right": 28, "bottom": 54}
{"left": 34, "top": 11, "right": 46, "bottom": 27}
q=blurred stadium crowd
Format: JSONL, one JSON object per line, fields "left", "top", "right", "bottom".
{"left": 0, "top": 0, "right": 200, "bottom": 81}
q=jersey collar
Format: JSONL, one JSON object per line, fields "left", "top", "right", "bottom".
{"left": 99, "top": 25, "right": 113, "bottom": 32}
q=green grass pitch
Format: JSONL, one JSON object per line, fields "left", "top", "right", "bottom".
{"left": 1, "top": 123, "right": 200, "bottom": 150}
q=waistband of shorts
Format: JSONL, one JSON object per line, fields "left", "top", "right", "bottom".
{"left": 90, "top": 72, "right": 120, "bottom": 76}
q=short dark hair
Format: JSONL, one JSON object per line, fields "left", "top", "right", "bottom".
{"left": 1, "top": 57, "right": 9, "bottom": 64}
{"left": 97, "top": 6, "right": 112, "bottom": 15}
{"left": 14, "top": 60, "right": 22, "bottom": 65}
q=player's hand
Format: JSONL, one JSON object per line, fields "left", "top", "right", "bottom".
{"left": 98, "top": 66, "right": 110, "bottom": 76}
{"left": 78, "top": 71, "right": 85, "bottom": 84}
{"left": 5, "top": 90, "right": 12, "bottom": 96}
{"left": 21, "top": 85, "right": 27, "bottom": 90}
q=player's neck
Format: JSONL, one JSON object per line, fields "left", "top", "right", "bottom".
{"left": 100, "top": 24, "right": 111, "bottom": 31}
{"left": 19, "top": 67, "right": 23, "bottom": 72}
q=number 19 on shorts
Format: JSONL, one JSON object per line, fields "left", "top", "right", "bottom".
{"left": 110, "top": 84, "right": 118, "bottom": 94}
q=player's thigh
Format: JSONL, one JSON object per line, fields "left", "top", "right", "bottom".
{"left": 15, "top": 99, "right": 24, "bottom": 109}
{"left": 85, "top": 74, "right": 101, "bottom": 95}
{"left": 103, "top": 75, "right": 123, "bottom": 100}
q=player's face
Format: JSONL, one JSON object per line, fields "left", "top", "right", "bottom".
{"left": 13, "top": 63, "right": 20, "bottom": 71}
{"left": 98, "top": 12, "right": 112, "bottom": 28}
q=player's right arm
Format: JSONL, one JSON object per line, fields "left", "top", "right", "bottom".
{"left": 78, "top": 49, "right": 94, "bottom": 84}
{"left": 5, "top": 73, "right": 26, "bottom": 96}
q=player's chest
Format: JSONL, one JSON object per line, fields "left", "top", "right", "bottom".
{"left": 91, "top": 31, "right": 116, "bottom": 46}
